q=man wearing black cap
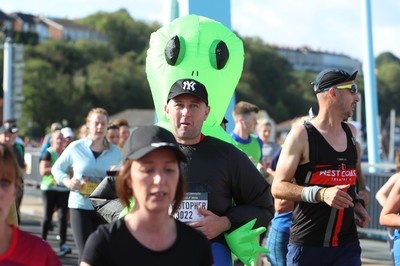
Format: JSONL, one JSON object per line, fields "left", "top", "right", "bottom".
{"left": 0, "top": 122, "right": 26, "bottom": 223}
{"left": 272, "top": 68, "right": 370, "bottom": 265}
{"left": 164, "top": 78, "right": 274, "bottom": 265}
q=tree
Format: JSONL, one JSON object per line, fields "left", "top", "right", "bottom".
{"left": 377, "top": 63, "right": 400, "bottom": 119}
{"left": 376, "top": 52, "right": 400, "bottom": 68}
{"left": 237, "top": 37, "right": 296, "bottom": 122}
{"left": 77, "top": 9, "right": 159, "bottom": 55}
{"left": 7, "top": 9, "right": 399, "bottom": 139}
{"left": 86, "top": 51, "right": 152, "bottom": 114}
{"left": 21, "top": 59, "right": 71, "bottom": 136}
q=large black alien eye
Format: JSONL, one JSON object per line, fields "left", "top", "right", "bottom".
{"left": 210, "top": 40, "right": 229, "bottom": 70}
{"left": 165, "top": 35, "right": 185, "bottom": 66}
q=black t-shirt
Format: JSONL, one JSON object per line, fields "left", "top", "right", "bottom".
{"left": 178, "top": 136, "right": 274, "bottom": 244}
{"left": 81, "top": 219, "right": 213, "bottom": 266}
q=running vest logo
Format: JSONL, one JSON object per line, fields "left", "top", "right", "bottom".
{"left": 318, "top": 169, "right": 356, "bottom": 178}
{"left": 182, "top": 80, "right": 196, "bottom": 91}
{"left": 311, "top": 169, "right": 356, "bottom": 186}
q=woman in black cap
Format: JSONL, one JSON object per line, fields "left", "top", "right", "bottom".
{"left": 80, "top": 125, "right": 212, "bottom": 266}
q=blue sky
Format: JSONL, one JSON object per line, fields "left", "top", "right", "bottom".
{"left": 2, "top": 0, "right": 399, "bottom": 62}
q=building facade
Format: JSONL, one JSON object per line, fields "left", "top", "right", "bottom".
{"left": 0, "top": 10, "right": 106, "bottom": 43}
{"left": 274, "top": 45, "right": 363, "bottom": 73}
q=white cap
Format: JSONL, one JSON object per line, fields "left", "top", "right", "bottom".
{"left": 61, "top": 127, "right": 74, "bottom": 138}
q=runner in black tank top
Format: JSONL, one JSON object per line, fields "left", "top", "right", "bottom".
{"left": 271, "top": 68, "right": 369, "bottom": 266}
{"left": 291, "top": 122, "right": 358, "bottom": 247}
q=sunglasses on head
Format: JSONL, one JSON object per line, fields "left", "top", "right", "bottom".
{"left": 323, "top": 84, "right": 358, "bottom": 94}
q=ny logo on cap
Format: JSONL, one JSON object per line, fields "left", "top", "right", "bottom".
{"left": 182, "top": 80, "right": 196, "bottom": 91}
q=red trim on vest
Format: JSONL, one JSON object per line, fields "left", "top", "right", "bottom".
{"left": 331, "top": 186, "right": 349, "bottom": 246}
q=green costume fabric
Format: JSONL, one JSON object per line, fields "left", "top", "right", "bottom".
{"left": 146, "top": 14, "right": 244, "bottom": 143}
{"left": 225, "top": 219, "right": 270, "bottom": 265}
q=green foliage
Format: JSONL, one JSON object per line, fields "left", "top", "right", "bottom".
{"left": 376, "top": 63, "right": 400, "bottom": 119}
{"left": 13, "top": 12, "right": 158, "bottom": 137}
{"left": 21, "top": 59, "right": 70, "bottom": 134}
{"left": 86, "top": 51, "right": 152, "bottom": 114}
{"left": 13, "top": 31, "right": 39, "bottom": 45}
{"left": 77, "top": 9, "right": 159, "bottom": 55}
{"left": 376, "top": 52, "right": 400, "bottom": 68}
{"left": 237, "top": 37, "right": 296, "bottom": 121}
{"left": 2, "top": 10, "right": 400, "bottom": 139}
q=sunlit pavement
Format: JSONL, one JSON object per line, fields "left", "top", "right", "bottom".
{"left": 20, "top": 186, "right": 393, "bottom": 266}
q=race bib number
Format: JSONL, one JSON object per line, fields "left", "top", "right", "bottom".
{"left": 174, "top": 192, "right": 208, "bottom": 222}
{"left": 79, "top": 176, "right": 102, "bottom": 197}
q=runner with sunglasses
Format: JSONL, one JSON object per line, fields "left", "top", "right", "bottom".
{"left": 272, "top": 68, "right": 370, "bottom": 266}
{"left": 320, "top": 83, "right": 358, "bottom": 94}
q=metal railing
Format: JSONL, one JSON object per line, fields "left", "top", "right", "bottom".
{"left": 364, "top": 171, "right": 393, "bottom": 230}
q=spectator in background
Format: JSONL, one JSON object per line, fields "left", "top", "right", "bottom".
{"left": 61, "top": 127, "right": 75, "bottom": 148}
{"left": 230, "top": 101, "right": 263, "bottom": 166}
{"left": 39, "top": 130, "right": 71, "bottom": 256}
{"left": 113, "top": 118, "right": 129, "bottom": 152}
{"left": 0, "top": 123, "right": 25, "bottom": 223}
{"left": 4, "top": 119, "right": 24, "bottom": 147}
{"left": 106, "top": 123, "right": 120, "bottom": 146}
{"left": 40, "top": 122, "right": 62, "bottom": 158}
{"left": 52, "top": 108, "right": 122, "bottom": 262}
{"left": 0, "top": 143, "right": 61, "bottom": 265}
{"left": 257, "top": 119, "right": 280, "bottom": 170}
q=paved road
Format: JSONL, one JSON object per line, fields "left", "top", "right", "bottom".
{"left": 19, "top": 186, "right": 393, "bottom": 266}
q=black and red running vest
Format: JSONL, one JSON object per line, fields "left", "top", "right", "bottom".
{"left": 290, "top": 122, "right": 359, "bottom": 247}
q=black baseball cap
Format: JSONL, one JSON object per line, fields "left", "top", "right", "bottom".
{"left": 0, "top": 123, "right": 18, "bottom": 134}
{"left": 167, "top": 79, "right": 208, "bottom": 105}
{"left": 312, "top": 68, "right": 358, "bottom": 94}
{"left": 122, "top": 125, "right": 186, "bottom": 162}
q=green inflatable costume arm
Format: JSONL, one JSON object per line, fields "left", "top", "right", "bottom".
{"left": 225, "top": 219, "right": 270, "bottom": 266}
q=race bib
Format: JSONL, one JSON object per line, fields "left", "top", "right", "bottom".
{"left": 79, "top": 176, "right": 103, "bottom": 197}
{"left": 174, "top": 192, "right": 208, "bottom": 222}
